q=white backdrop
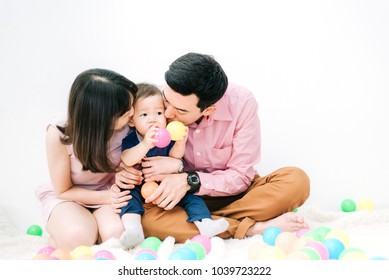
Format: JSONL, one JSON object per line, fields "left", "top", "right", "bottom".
{"left": 1, "top": 0, "right": 388, "bottom": 231}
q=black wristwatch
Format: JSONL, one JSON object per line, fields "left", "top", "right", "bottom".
{"left": 187, "top": 171, "right": 201, "bottom": 193}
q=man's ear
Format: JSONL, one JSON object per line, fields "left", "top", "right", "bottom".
{"left": 202, "top": 105, "right": 217, "bottom": 116}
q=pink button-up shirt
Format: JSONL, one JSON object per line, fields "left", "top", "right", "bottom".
{"left": 184, "top": 83, "right": 261, "bottom": 196}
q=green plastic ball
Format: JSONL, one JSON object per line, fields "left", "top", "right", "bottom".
{"left": 185, "top": 242, "right": 206, "bottom": 260}
{"left": 26, "top": 224, "right": 43, "bottom": 236}
{"left": 141, "top": 236, "right": 162, "bottom": 252}
{"left": 341, "top": 199, "right": 356, "bottom": 212}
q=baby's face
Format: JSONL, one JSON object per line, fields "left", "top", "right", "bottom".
{"left": 130, "top": 94, "right": 167, "bottom": 136}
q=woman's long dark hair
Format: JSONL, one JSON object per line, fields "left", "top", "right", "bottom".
{"left": 59, "top": 69, "right": 137, "bottom": 173}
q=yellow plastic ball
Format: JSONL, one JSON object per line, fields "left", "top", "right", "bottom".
{"left": 257, "top": 246, "right": 286, "bottom": 260}
{"left": 166, "top": 121, "right": 186, "bottom": 141}
{"left": 247, "top": 242, "right": 268, "bottom": 260}
{"left": 50, "top": 248, "right": 71, "bottom": 260}
{"left": 339, "top": 248, "right": 368, "bottom": 260}
{"left": 357, "top": 199, "right": 374, "bottom": 211}
{"left": 70, "top": 245, "right": 94, "bottom": 260}
{"left": 325, "top": 229, "right": 350, "bottom": 248}
{"left": 275, "top": 232, "right": 297, "bottom": 254}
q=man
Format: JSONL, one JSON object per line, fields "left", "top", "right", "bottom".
{"left": 116, "top": 52, "right": 310, "bottom": 243}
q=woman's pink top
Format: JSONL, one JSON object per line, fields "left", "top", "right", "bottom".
{"left": 35, "top": 121, "right": 129, "bottom": 223}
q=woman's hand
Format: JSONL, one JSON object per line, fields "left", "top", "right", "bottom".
{"left": 141, "top": 156, "right": 182, "bottom": 178}
{"left": 109, "top": 184, "right": 132, "bottom": 214}
{"left": 115, "top": 163, "right": 143, "bottom": 189}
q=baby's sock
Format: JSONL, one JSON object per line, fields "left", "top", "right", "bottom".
{"left": 120, "top": 218, "right": 144, "bottom": 249}
{"left": 194, "top": 218, "right": 229, "bottom": 238}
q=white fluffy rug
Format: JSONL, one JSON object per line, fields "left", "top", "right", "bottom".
{"left": 1, "top": 205, "right": 388, "bottom": 260}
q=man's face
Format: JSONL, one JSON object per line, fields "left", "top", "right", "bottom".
{"left": 162, "top": 86, "right": 205, "bottom": 126}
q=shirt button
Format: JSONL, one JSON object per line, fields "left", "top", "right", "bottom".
{"left": 196, "top": 152, "right": 201, "bottom": 157}
{"left": 195, "top": 129, "right": 200, "bottom": 134}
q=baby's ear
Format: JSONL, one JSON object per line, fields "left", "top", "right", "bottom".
{"left": 128, "top": 119, "right": 135, "bottom": 127}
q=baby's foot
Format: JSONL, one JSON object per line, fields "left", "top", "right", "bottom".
{"left": 194, "top": 218, "right": 229, "bottom": 237}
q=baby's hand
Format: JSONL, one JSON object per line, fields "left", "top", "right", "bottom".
{"left": 142, "top": 125, "right": 158, "bottom": 149}
{"left": 175, "top": 127, "right": 189, "bottom": 143}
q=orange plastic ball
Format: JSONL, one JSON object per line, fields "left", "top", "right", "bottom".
{"left": 141, "top": 181, "right": 159, "bottom": 199}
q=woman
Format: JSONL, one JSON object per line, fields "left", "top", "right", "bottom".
{"left": 36, "top": 68, "right": 141, "bottom": 251}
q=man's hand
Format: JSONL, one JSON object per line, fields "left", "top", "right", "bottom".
{"left": 145, "top": 173, "right": 189, "bottom": 210}
{"left": 141, "top": 156, "right": 183, "bottom": 178}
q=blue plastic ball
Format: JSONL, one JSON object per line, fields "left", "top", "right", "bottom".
{"left": 135, "top": 252, "right": 157, "bottom": 260}
{"left": 322, "top": 238, "right": 345, "bottom": 259}
{"left": 168, "top": 247, "right": 197, "bottom": 260}
{"left": 262, "top": 226, "right": 282, "bottom": 246}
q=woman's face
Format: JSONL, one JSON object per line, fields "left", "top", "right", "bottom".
{"left": 114, "top": 106, "right": 134, "bottom": 130}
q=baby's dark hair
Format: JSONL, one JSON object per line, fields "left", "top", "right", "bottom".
{"left": 134, "top": 83, "right": 162, "bottom": 103}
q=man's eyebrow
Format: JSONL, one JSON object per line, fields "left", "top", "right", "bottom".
{"left": 162, "top": 90, "right": 189, "bottom": 113}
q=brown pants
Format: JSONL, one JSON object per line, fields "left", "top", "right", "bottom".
{"left": 142, "top": 166, "right": 310, "bottom": 243}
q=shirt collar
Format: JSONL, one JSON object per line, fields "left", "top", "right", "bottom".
{"left": 192, "top": 95, "right": 232, "bottom": 128}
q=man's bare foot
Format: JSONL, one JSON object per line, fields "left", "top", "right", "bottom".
{"left": 246, "top": 212, "right": 308, "bottom": 237}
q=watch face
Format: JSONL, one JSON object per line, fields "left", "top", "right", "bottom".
{"left": 189, "top": 174, "right": 200, "bottom": 185}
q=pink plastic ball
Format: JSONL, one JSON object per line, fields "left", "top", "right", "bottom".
{"left": 94, "top": 249, "right": 116, "bottom": 260}
{"left": 155, "top": 128, "right": 171, "bottom": 148}
{"left": 305, "top": 241, "right": 329, "bottom": 260}
{"left": 295, "top": 227, "right": 310, "bottom": 238}
{"left": 136, "top": 248, "right": 158, "bottom": 258}
{"left": 191, "top": 234, "right": 212, "bottom": 254}
{"left": 37, "top": 246, "right": 55, "bottom": 256}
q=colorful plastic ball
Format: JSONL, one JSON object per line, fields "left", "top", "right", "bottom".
{"left": 247, "top": 242, "right": 269, "bottom": 260}
{"left": 299, "top": 247, "right": 321, "bottom": 260}
{"left": 291, "top": 236, "right": 314, "bottom": 252}
{"left": 135, "top": 252, "right": 157, "bottom": 260}
{"left": 275, "top": 232, "right": 297, "bottom": 254}
{"left": 32, "top": 253, "right": 50, "bottom": 260}
{"left": 322, "top": 238, "right": 345, "bottom": 259}
{"left": 262, "top": 226, "right": 282, "bottom": 246}
{"left": 295, "top": 227, "right": 310, "bottom": 238}
{"left": 341, "top": 199, "right": 356, "bottom": 212}
{"left": 136, "top": 248, "right": 158, "bottom": 258}
{"left": 141, "top": 181, "right": 159, "bottom": 199}
{"left": 26, "top": 224, "right": 43, "bottom": 236}
{"left": 141, "top": 236, "right": 162, "bottom": 252}
{"left": 339, "top": 248, "right": 368, "bottom": 260}
{"left": 305, "top": 241, "right": 329, "bottom": 260}
{"left": 325, "top": 229, "right": 350, "bottom": 248}
{"left": 257, "top": 246, "right": 286, "bottom": 260}
{"left": 303, "top": 230, "right": 324, "bottom": 242}
{"left": 50, "top": 248, "right": 71, "bottom": 260}
{"left": 166, "top": 121, "right": 186, "bottom": 141}
{"left": 155, "top": 127, "right": 171, "bottom": 148}
{"left": 191, "top": 234, "right": 212, "bottom": 254}
{"left": 94, "top": 249, "right": 116, "bottom": 260}
{"left": 37, "top": 246, "right": 55, "bottom": 256}
{"left": 313, "top": 226, "right": 331, "bottom": 240}
{"left": 168, "top": 247, "right": 197, "bottom": 260}
{"left": 70, "top": 245, "right": 94, "bottom": 260}
{"left": 369, "top": 256, "right": 387, "bottom": 260}
{"left": 185, "top": 242, "right": 206, "bottom": 260}
{"left": 357, "top": 199, "right": 374, "bottom": 211}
